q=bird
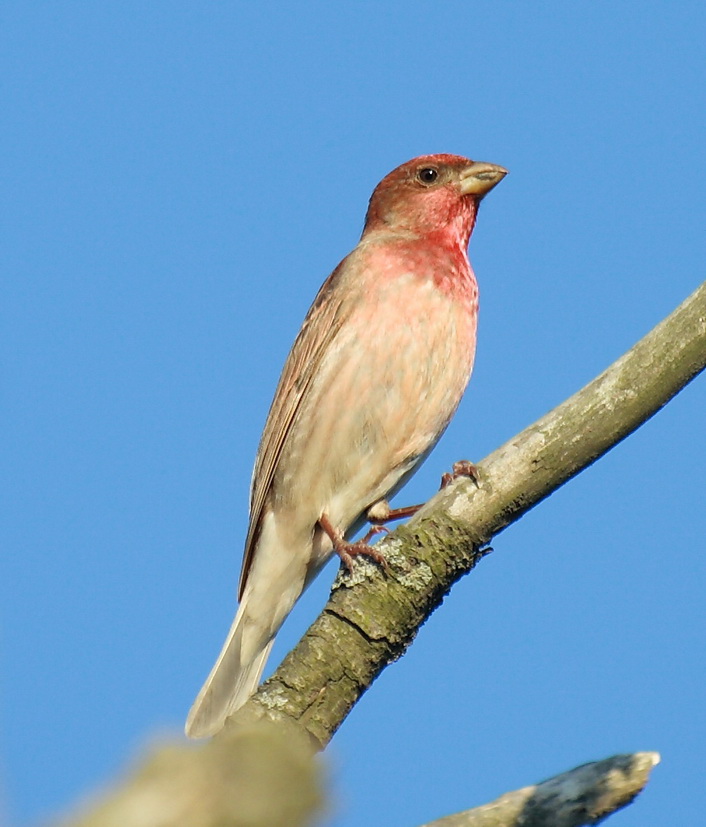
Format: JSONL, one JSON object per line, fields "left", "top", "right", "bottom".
{"left": 185, "top": 154, "right": 506, "bottom": 738}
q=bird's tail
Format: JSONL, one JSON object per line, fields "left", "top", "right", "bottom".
{"left": 185, "top": 601, "right": 275, "bottom": 738}
{"left": 186, "top": 510, "right": 311, "bottom": 738}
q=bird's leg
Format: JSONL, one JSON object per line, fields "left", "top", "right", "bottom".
{"left": 318, "top": 513, "right": 389, "bottom": 575}
{"left": 366, "top": 499, "right": 423, "bottom": 524}
{"left": 440, "top": 459, "right": 480, "bottom": 489}
{"left": 326, "top": 462, "right": 482, "bottom": 574}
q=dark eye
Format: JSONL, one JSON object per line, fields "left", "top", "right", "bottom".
{"left": 417, "top": 167, "right": 439, "bottom": 185}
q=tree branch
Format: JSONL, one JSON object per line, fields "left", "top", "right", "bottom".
{"left": 57, "top": 719, "right": 323, "bottom": 827}
{"left": 56, "top": 280, "right": 704, "bottom": 824}
{"left": 239, "top": 279, "right": 706, "bottom": 746}
{"left": 419, "top": 752, "right": 660, "bottom": 827}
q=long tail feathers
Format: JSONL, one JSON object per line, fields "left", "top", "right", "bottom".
{"left": 186, "top": 514, "right": 310, "bottom": 738}
{"left": 185, "top": 608, "right": 274, "bottom": 738}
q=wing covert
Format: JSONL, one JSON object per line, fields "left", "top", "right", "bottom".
{"left": 238, "top": 261, "right": 353, "bottom": 597}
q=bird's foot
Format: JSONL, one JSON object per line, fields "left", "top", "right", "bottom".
{"left": 319, "top": 513, "right": 390, "bottom": 575}
{"left": 440, "top": 460, "right": 480, "bottom": 489}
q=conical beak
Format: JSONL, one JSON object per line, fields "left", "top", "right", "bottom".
{"left": 459, "top": 162, "right": 508, "bottom": 198}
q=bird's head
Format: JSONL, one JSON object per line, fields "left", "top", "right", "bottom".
{"left": 363, "top": 154, "right": 507, "bottom": 247}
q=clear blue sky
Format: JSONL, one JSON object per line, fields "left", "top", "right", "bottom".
{"left": 3, "top": 3, "right": 705, "bottom": 825}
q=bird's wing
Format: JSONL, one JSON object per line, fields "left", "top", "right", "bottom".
{"left": 238, "top": 260, "right": 352, "bottom": 598}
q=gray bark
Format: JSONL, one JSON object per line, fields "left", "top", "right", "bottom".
{"left": 56, "top": 280, "right": 705, "bottom": 824}
{"left": 420, "top": 752, "right": 660, "bottom": 827}
{"left": 242, "top": 279, "right": 706, "bottom": 747}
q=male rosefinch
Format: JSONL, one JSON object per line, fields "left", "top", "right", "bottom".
{"left": 186, "top": 154, "right": 506, "bottom": 737}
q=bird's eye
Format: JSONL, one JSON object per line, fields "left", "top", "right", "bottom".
{"left": 417, "top": 167, "right": 439, "bottom": 185}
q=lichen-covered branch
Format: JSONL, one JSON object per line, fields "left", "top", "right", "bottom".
{"left": 240, "top": 279, "right": 706, "bottom": 746}
{"left": 56, "top": 280, "right": 704, "bottom": 825}
{"left": 420, "top": 752, "right": 660, "bottom": 827}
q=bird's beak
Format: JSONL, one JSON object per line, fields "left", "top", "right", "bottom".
{"left": 459, "top": 162, "right": 508, "bottom": 198}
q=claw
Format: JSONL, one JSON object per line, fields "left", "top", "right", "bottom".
{"left": 440, "top": 460, "right": 480, "bottom": 489}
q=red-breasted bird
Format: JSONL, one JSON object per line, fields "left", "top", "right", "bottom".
{"left": 185, "top": 154, "right": 506, "bottom": 737}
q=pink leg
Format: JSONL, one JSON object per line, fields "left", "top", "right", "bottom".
{"left": 327, "top": 461, "right": 481, "bottom": 574}
{"left": 366, "top": 500, "right": 423, "bottom": 525}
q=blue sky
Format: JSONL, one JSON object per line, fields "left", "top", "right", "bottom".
{"left": 3, "top": 3, "right": 705, "bottom": 825}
